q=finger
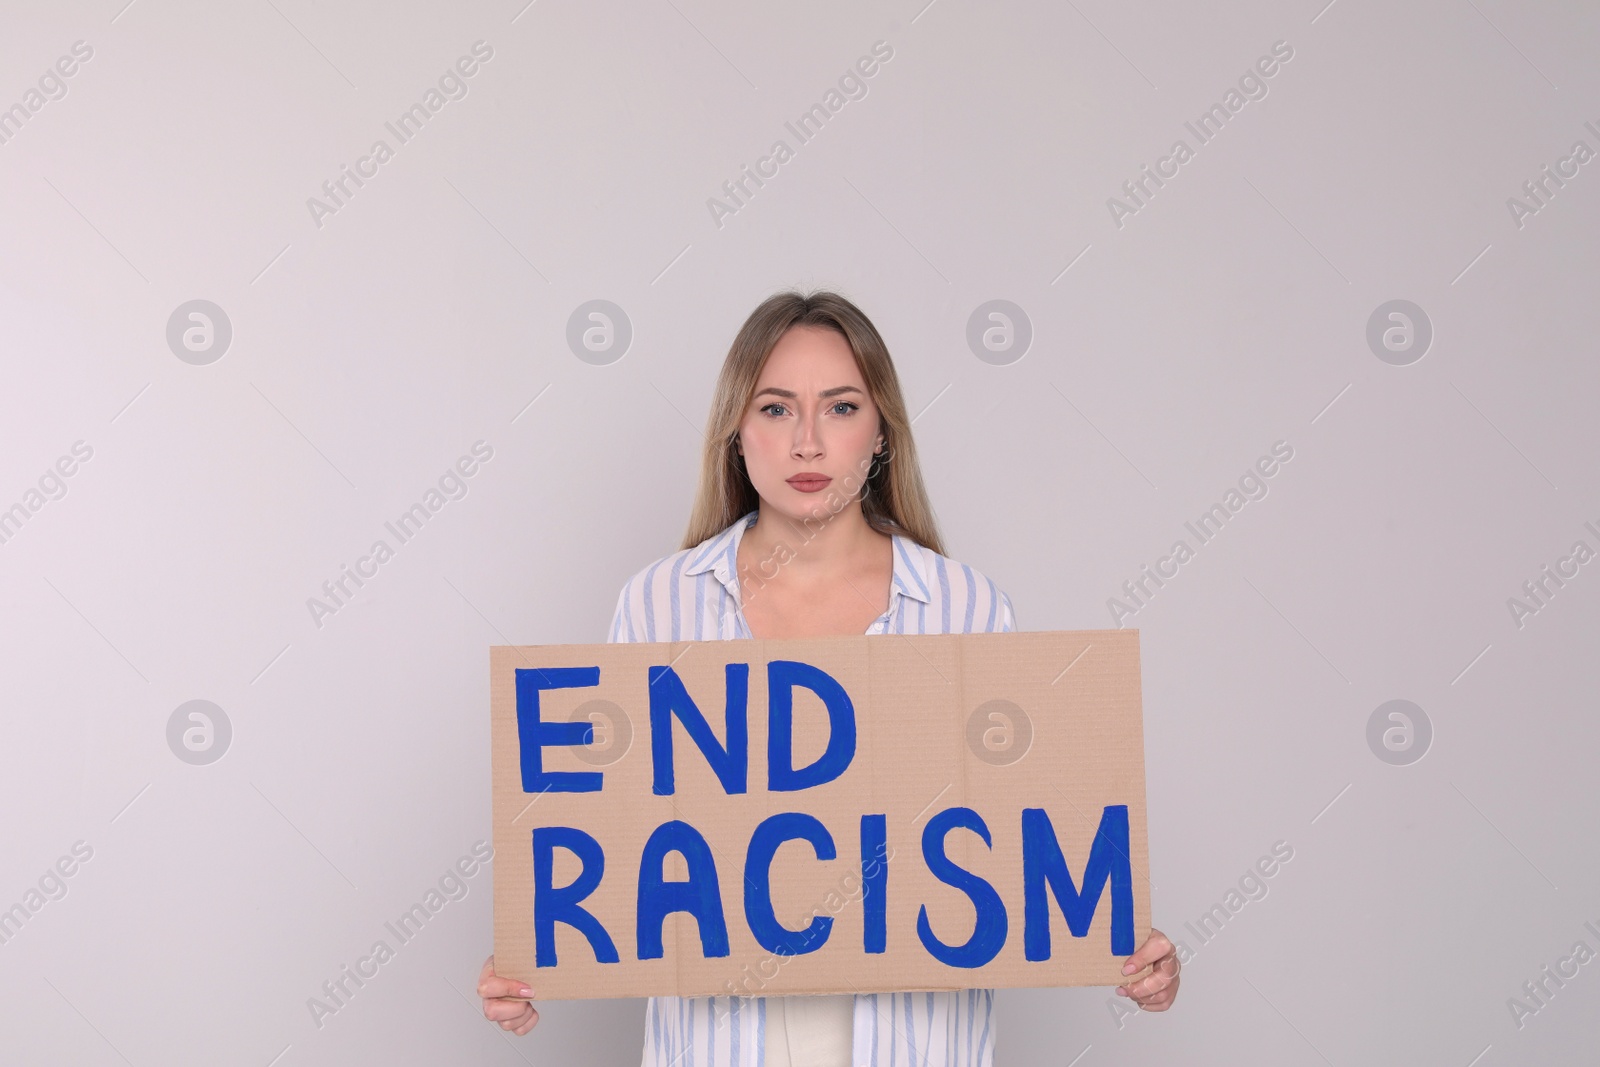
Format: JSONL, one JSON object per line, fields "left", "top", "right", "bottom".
{"left": 486, "top": 1000, "right": 533, "bottom": 1025}
{"left": 478, "top": 973, "right": 536, "bottom": 1000}
{"left": 480, "top": 980, "right": 535, "bottom": 1000}
{"left": 1132, "top": 989, "right": 1175, "bottom": 1012}
{"left": 1145, "top": 979, "right": 1184, "bottom": 1011}
{"left": 492, "top": 1004, "right": 531, "bottom": 1030}
{"left": 499, "top": 1004, "right": 539, "bottom": 1034}
{"left": 1117, "top": 964, "right": 1176, "bottom": 1001}
{"left": 477, "top": 952, "right": 536, "bottom": 995}
{"left": 1119, "top": 928, "right": 1174, "bottom": 975}
{"left": 1135, "top": 978, "right": 1179, "bottom": 1011}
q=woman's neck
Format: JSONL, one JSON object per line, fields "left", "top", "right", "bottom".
{"left": 740, "top": 503, "right": 880, "bottom": 583}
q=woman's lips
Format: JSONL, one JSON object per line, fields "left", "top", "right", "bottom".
{"left": 786, "top": 475, "right": 832, "bottom": 493}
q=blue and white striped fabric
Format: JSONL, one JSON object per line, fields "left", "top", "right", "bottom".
{"left": 608, "top": 508, "right": 1017, "bottom": 1067}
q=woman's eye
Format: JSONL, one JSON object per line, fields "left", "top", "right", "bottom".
{"left": 761, "top": 403, "right": 787, "bottom": 417}
{"left": 832, "top": 401, "right": 858, "bottom": 415}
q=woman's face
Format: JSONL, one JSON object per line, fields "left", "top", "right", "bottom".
{"left": 736, "top": 325, "right": 884, "bottom": 522}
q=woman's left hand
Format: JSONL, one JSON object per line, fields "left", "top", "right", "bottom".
{"left": 1115, "top": 926, "right": 1180, "bottom": 1010}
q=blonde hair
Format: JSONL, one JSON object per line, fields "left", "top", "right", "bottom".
{"left": 680, "top": 289, "right": 946, "bottom": 554}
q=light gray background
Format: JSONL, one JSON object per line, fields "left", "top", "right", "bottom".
{"left": 2, "top": 0, "right": 1596, "bottom": 1063}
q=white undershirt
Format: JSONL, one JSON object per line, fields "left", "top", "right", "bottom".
{"left": 761, "top": 994, "right": 854, "bottom": 1067}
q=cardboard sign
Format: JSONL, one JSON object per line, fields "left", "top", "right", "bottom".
{"left": 490, "top": 629, "right": 1149, "bottom": 999}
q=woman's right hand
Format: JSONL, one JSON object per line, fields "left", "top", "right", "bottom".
{"left": 478, "top": 954, "right": 539, "bottom": 1035}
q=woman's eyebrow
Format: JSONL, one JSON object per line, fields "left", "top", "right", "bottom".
{"left": 753, "top": 385, "right": 865, "bottom": 399}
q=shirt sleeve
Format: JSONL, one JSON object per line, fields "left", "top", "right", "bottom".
{"left": 607, "top": 580, "right": 635, "bottom": 644}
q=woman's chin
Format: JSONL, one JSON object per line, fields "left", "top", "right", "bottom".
{"left": 758, "top": 493, "right": 849, "bottom": 526}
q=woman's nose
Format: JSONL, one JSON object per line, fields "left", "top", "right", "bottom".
{"left": 791, "top": 417, "right": 822, "bottom": 456}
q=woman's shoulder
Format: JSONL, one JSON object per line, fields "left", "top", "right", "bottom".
{"left": 606, "top": 544, "right": 703, "bottom": 643}
{"left": 619, "top": 542, "right": 712, "bottom": 597}
{"left": 607, "top": 509, "right": 751, "bottom": 643}
{"left": 891, "top": 534, "right": 1017, "bottom": 634}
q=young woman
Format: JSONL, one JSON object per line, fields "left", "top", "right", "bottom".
{"left": 478, "top": 290, "right": 1180, "bottom": 1063}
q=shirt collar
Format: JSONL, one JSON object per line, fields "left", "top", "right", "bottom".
{"left": 683, "top": 508, "right": 933, "bottom": 605}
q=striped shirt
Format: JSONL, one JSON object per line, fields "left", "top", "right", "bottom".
{"left": 607, "top": 507, "right": 1017, "bottom": 1067}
